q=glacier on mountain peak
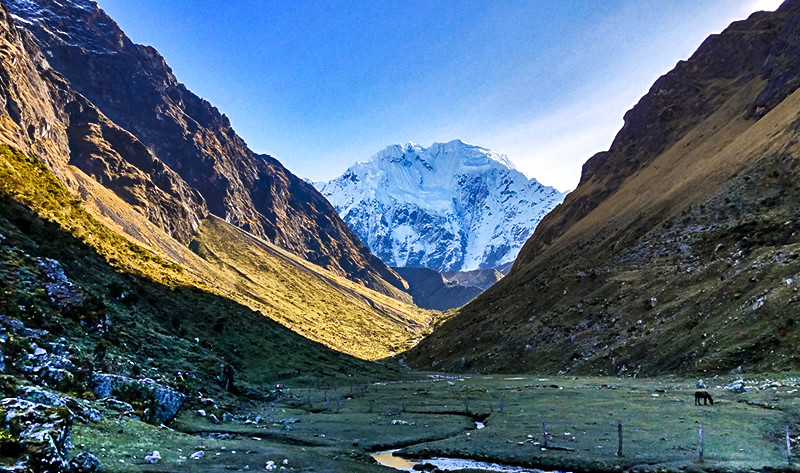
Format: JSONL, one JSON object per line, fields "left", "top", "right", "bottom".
{"left": 316, "top": 141, "right": 566, "bottom": 272}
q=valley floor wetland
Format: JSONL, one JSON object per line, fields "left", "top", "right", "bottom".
{"left": 69, "top": 372, "right": 800, "bottom": 472}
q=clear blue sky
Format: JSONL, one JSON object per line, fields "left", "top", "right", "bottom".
{"left": 97, "top": 0, "right": 783, "bottom": 192}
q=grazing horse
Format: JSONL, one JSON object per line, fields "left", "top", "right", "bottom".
{"left": 695, "top": 390, "right": 714, "bottom": 405}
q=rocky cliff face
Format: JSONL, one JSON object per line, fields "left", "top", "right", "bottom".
{"left": 0, "top": 1, "right": 207, "bottom": 244}
{"left": 4, "top": 0, "right": 406, "bottom": 292}
{"left": 317, "top": 140, "right": 565, "bottom": 272}
{"left": 407, "top": 0, "right": 800, "bottom": 375}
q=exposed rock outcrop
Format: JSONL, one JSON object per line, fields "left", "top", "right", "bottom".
{"left": 91, "top": 373, "right": 185, "bottom": 423}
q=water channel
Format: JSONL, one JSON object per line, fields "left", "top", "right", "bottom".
{"left": 370, "top": 421, "right": 562, "bottom": 472}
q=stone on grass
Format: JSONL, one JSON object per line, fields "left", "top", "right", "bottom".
{"left": 144, "top": 451, "right": 161, "bottom": 464}
{"left": 70, "top": 452, "right": 101, "bottom": 472}
{"left": 190, "top": 451, "right": 205, "bottom": 460}
{"left": 696, "top": 380, "right": 706, "bottom": 389}
{"left": 209, "top": 414, "right": 220, "bottom": 424}
{"left": 729, "top": 379, "right": 748, "bottom": 393}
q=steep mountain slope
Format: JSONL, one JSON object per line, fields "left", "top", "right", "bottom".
{"left": 392, "top": 266, "right": 483, "bottom": 311}
{"left": 4, "top": 0, "right": 407, "bottom": 294}
{"left": 317, "top": 140, "right": 566, "bottom": 272}
{"left": 0, "top": 143, "right": 430, "bottom": 360}
{"left": 0, "top": 147, "right": 389, "bottom": 401}
{"left": 407, "top": 0, "right": 800, "bottom": 375}
{"left": 0, "top": 1, "right": 429, "bottom": 359}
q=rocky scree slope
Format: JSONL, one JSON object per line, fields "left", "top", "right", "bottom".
{"left": 4, "top": 0, "right": 407, "bottom": 295}
{"left": 407, "top": 0, "right": 800, "bottom": 376}
{"left": 317, "top": 140, "right": 566, "bottom": 272}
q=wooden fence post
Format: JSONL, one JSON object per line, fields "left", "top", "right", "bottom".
{"left": 369, "top": 399, "right": 374, "bottom": 413}
{"left": 308, "top": 394, "right": 313, "bottom": 408}
{"left": 698, "top": 422, "right": 704, "bottom": 461}
{"left": 488, "top": 394, "right": 493, "bottom": 412}
{"left": 617, "top": 420, "right": 623, "bottom": 457}
{"left": 542, "top": 418, "right": 548, "bottom": 448}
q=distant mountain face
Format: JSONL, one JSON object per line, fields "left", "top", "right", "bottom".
{"left": 3, "top": 0, "right": 407, "bottom": 294}
{"left": 316, "top": 140, "right": 566, "bottom": 272}
{"left": 407, "top": 0, "right": 800, "bottom": 375}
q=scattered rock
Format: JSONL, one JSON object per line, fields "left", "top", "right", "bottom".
{"left": 19, "top": 340, "right": 83, "bottom": 392}
{"left": 189, "top": 451, "right": 205, "bottom": 460}
{"left": 18, "top": 385, "right": 66, "bottom": 407}
{"left": 696, "top": 380, "right": 707, "bottom": 389}
{"left": 0, "top": 398, "right": 72, "bottom": 473}
{"left": 208, "top": 414, "right": 220, "bottom": 424}
{"left": 265, "top": 460, "right": 276, "bottom": 470}
{"left": 70, "top": 452, "right": 100, "bottom": 472}
{"left": 36, "top": 258, "right": 85, "bottom": 312}
{"left": 92, "top": 374, "right": 186, "bottom": 423}
{"left": 98, "top": 398, "right": 135, "bottom": 417}
{"left": 222, "top": 412, "right": 234, "bottom": 422}
{"left": 279, "top": 418, "right": 299, "bottom": 425}
{"left": 144, "top": 451, "right": 161, "bottom": 464}
{"left": 195, "top": 409, "right": 206, "bottom": 417}
{"left": 729, "top": 379, "right": 748, "bottom": 393}
{"left": 199, "top": 397, "right": 218, "bottom": 409}
{"left": 731, "top": 365, "right": 743, "bottom": 375}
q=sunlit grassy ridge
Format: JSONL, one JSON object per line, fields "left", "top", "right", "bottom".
{"left": 191, "top": 217, "right": 434, "bottom": 360}
{"left": 0, "top": 144, "right": 434, "bottom": 360}
{"left": 0, "top": 144, "right": 192, "bottom": 286}
{"left": 0, "top": 158, "right": 388, "bottom": 397}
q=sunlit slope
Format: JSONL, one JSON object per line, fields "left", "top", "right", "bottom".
{"left": 190, "top": 216, "right": 434, "bottom": 360}
{"left": 407, "top": 3, "right": 800, "bottom": 375}
{"left": 0, "top": 145, "right": 434, "bottom": 360}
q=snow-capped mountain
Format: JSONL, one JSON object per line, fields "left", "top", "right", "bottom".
{"left": 315, "top": 140, "right": 567, "bottom": 272}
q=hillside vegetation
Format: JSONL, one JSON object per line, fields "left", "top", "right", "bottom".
{"left": 0, "top": 145, "right": 433, "bottom": 360}
{"left": 407, "top": 2, "right": 800, "bottom": 375}
{"left": 0, "top": 146, "right": 388, "bottom": 395}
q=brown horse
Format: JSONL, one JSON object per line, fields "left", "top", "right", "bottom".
{"left": 694, "top": 391, "right": 714, "bottom": 405}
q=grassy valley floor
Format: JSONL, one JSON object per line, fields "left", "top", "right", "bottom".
{"left": 70, "top": 372, "right": 800, "bottom": 473}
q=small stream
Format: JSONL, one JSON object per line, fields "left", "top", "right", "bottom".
{"left": 371, "top": 421, "right": 560, "bottom": 473}
{"left": 370, "top": 449, "right": 554, "bottom": 472}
